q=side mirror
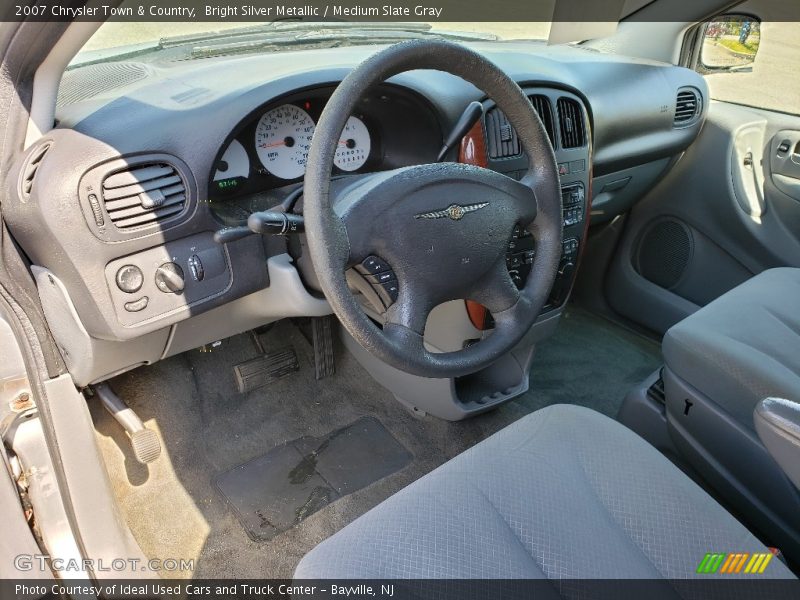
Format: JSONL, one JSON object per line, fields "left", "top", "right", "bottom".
{"left": 699, "top": 15, "right": 760, "bottom": 73}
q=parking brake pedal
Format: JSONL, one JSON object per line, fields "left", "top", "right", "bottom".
{"left": 312, "top": 316, "right": 336, "bottom": 380}
{"left": 94, "top": 383, "right": 161, "bottom": 464}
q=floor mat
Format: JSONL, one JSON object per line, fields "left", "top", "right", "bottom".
{"left": 215, "top": 417, "right": 412, "bottom": 541}
{"left": 93, "top": 306, "right": 662, "bottom": 578}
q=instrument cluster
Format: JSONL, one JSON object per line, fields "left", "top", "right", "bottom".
{"left": 209, "top": 84, "right": 443, "bottom": 204}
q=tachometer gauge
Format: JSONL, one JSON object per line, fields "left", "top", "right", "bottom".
{"left": 255, "top": 104, "right": 315, "bottom": 179}
{"left": 334, "top": 116, "right": 371, "bottom": 172}
{"left": 213, "top": 139, "right": 250, "bottom": 194}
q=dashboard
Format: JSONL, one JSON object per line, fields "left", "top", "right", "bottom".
{"left": 5, "top": 41, "right": 708, "bottom": 386}
{"left": 207, "top": 84, "right": 441, "bottom": 225}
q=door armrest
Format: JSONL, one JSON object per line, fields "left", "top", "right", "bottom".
{"left": 754, "top": 398, "right": 800, "bottom": 489}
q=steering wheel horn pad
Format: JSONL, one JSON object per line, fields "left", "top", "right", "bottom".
{"left": 304, "top": 39, "right": 562, "bottom": 378}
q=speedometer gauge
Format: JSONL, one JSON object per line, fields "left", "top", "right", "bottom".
{"left": 255, "top": 104, "right": 315, "bottom": 179}
{"left": 334, "top": 116, "right": 371, "bottom": 172}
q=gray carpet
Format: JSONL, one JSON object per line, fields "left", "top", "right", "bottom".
{"left": 90, "top": 305, "right": 661, "bottom": 579}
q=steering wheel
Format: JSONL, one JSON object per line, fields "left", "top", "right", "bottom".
{"left": 304, "top": 40, "right": 562, "bottom": 378}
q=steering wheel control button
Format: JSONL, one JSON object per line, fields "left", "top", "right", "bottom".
{"left": 376, "top": 280, "right": 399, "bottom": 305}
{"left": 357, "top": 255, "right": 391, "bottom": 275}
{"left": 188, "top": 254, "right": 205, "bottom": 282}
{"left": 123, "top": 296, "right": 149, "bottom": 313}
{"left": 365, "top": 271, "right": 396, "bottom": 285}
{"left": 154, "top": 262, "right": 185, "bottom": 294}
{"left": 115, "top": 264, "right": 144, "bottom": 294}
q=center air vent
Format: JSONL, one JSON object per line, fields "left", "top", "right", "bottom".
{"left": 101, "top": 163, "right": 186, "bottom": 229}
{"left": 557, "top": 98, "right": 586, "bottom": 148}
{"left": 485, "top": 96, "right": 556, "bottom": 159}
{"left": 485, "top": 107, "right": 520, "bottom": 159}
{"left": 674, "top": 88, "right": 702, "bottom": 127}
{"left": 529, "top": 95, "right": 556, "bottom": 147}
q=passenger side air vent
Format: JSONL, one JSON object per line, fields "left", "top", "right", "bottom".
{"left": 101, "top": 163, "right": 187, "bottom": 229}
{"left": 485, "top": 107, "right": 520, "bottom": 159}
{"left": 19, "top": 141, "right": 53, "bottom": 199}
{"left": 673, "top": 88, "right": 702, "bottom": 127}
{"left": 529, "top": 95, "right": 556, "bottom": 147}
{"left": 557, "top": 98, "right": 586, "bottom": 149}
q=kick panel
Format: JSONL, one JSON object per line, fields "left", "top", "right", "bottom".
{"left": 105, "top": 232, "right": 232, "bottom": 327}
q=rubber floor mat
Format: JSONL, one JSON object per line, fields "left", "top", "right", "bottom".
{"left": 214, "top": 416, "right": 413, "bottom": 541}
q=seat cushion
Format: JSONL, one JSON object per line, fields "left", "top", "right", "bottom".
{"left": 663, "top": 267, "right": 800, "bottom": 430}
{"left": 295, "top": 405, "right": 793, "bottom": 579}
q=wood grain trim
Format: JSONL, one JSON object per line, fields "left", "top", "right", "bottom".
{"left": 458, "top": 121, "right": 488, "bottom": 168}
{"left": 459, "top": 121, "right": 491, "bottom": 330}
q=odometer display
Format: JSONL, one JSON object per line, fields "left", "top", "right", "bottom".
{"left": 254, "top": 104, "right": 315, "bottom": 180}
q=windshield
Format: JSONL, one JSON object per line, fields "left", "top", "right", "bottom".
{"left": 72, "top": 21, "right": 552, "bottom": 65}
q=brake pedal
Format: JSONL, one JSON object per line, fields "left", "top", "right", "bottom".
{"left": 312, "top": 316, "right": 336, "bottom": 380}
{"left": 233, "top": 347, "right": 299, "bottom": 393}
{"left": 94, "top": 383, "right": 161, "bottom": 464}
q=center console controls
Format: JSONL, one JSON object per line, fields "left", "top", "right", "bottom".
{"left": 561, "top": 182, "right": 585, "bottom": 227}
{"left": 106, "top": 232, "right": 232, "bottom": 327}
{"left": 504, "top": 181, "right": 585, "bottom": 310}
{"left": 488, "top": 88, "right": 590, "bottom": 313}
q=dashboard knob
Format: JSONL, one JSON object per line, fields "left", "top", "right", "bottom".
{"left": 154, "top": 262, "right": 185, "bottom": 294}
{"left": 115, "top": 264, "right": 143, "bottom": 294}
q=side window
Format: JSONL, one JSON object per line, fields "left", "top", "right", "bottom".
{"left": 694, "top": 9, "right": 799, "bottom": 116}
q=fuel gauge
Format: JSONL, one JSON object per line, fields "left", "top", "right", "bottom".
{"left": 213, "top": 139, "right": 250, "bottom": 193}
{"left": 334, "top": 116, "right": 371, "bottom": 172}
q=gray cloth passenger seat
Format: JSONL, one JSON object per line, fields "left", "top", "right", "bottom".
{"left": 662, "top": 267, "right": 800, "bottom": 562}
{"left": 296, "top": 404, "right": 795, "bottom": 580}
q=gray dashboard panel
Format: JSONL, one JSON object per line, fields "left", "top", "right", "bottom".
{"left": 5, "top": 41, "right": 706, "bottom": 353}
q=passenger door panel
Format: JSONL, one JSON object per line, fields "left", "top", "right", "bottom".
{"left": 606, "top": 102, "right": 800, "bottom": 335}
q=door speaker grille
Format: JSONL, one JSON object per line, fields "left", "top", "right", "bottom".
{"left": 635, "top": 218, "right": 693, "bottom": 290}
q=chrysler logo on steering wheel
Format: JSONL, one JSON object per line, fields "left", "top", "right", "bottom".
{"left": 414, "top": 202, "right": 489, "bottom": 221}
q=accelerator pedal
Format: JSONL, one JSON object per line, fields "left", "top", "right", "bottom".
{"left": 234, "top": 347, "right": 299, "bottom": 393}
{"left": 311, "top": 316, "right": 336, "bottom": 380}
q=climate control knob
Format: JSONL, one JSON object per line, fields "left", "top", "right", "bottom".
{"left": 154, "top": 262, "right": 185, "bottom": 294}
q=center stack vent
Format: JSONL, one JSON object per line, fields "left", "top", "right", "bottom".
{"left": 101, "top": 163, "right": 187, "bottom": 229}
{"left": 485, "top": 95, "right": 556, "bottom": 159}
{"left": 556, "top": 98, "right": 586, "bottom": 148}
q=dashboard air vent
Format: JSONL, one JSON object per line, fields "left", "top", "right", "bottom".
{"left": 557, "top": 98, "right": 586, "bottom": 148}
{"left": 485, "top": 107, "right": 520, "bottom": 159}
{"left": 674, "top": 88, "right": 702, "bottom": 127}
{"left": 529, "top": 95, "right": 556, "bottom": 146}
{"left": 485, "top": 97, "right": 556, "bottom": 158}
{"left": 20, "top": 141, "right": 52, "bottom": 199}
{"left": 101, "top": 163, "right": 186, "bottom": 229}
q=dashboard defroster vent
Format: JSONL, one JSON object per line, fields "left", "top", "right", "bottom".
{"left": 556, "top": 98, "right": 586, "bottom": 149}
{"left": 485, "top": 107, "right": 520, "bottom": 159}
{"left": 101, "top": 163, "right": 186, "bottom": 229}
{"left": 674, "top": 88, "right": 702, "bottom": 127}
